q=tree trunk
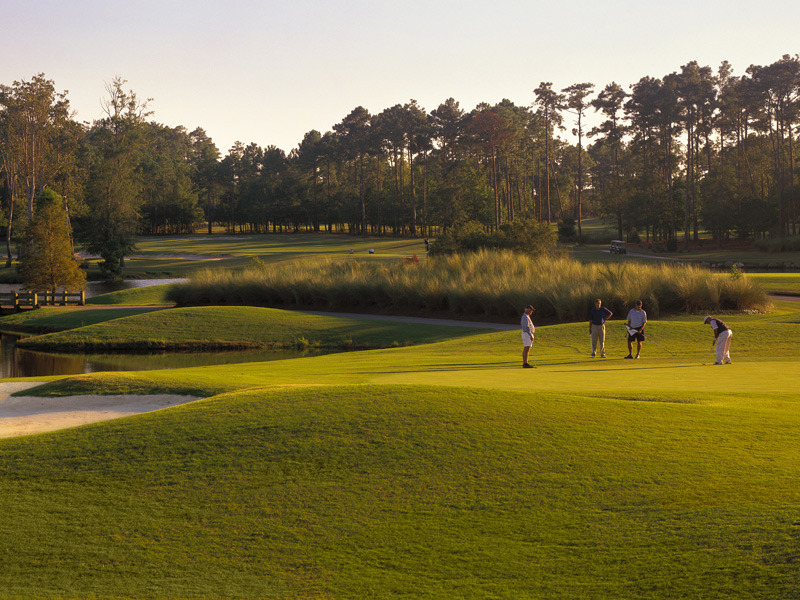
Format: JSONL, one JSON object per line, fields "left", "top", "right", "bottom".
{"left": 576, "top": 111, "right": 583, "bottom": 244}
{"left": 359, "top": 152, "right": 366, "bottom": 235}
{"left": 408, "top": 147, "right": 416, "bottom": 236}
{"left": 375, "top": 155, "right": 382, "bottom": 234}
{"left": 422, "top": 151, "right": 428, "bottom": 237}
{"left": 545, "top": 114, "right": 552, "bottom": 222}
{"left": 492, "top": 146, "right": 500, "bottom": 231}
{"left": 5, "top": 197, "right": 14, "bottom": 268}
{"left": 684, "top": 122, "right": 692, "bottom": 251}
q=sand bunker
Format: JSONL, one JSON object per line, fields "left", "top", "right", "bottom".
{"left": 0, "top": 382, "right": 201, "bottom": 438}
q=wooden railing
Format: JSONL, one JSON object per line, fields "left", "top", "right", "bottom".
{"left": 0, "top": 291, "right": 86, "bottom": 311}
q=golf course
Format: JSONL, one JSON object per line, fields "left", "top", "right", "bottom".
{"left": 0, "top": 236, "right": 799, "bottom": 599}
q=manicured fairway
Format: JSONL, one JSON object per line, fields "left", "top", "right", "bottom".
{"left": 746, "top": 272, "right": 800, "bottom": 294}
{"left": 10, "top": 306, "right": 487, "bottom": 352}
{"left": 132, "top": 233, "right": 425, "bottom": 259}
{"left": 0, "top": 306, "right": 167, "bottom": 334}
{"left": 80, "top": 234, "right": 428, "bottom": 279}
{"left": 1, "top": 384, "right": 798, "bottom": 599}
{"left": 1, "top": 302, "right": 799, "bottom": 599}
{"left": 85, "top": 284, "right": 176, "bottom": 306}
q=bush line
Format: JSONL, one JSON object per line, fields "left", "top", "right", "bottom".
{"left": 167, "top": 250, "right": 771, "bottom": 321}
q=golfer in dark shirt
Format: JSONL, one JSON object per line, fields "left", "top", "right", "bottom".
{"left": 588, "top": 299, "right": 612, "bottom": 358}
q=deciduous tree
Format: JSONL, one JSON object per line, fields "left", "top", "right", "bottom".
{"left": 80, "top": 77, "right": 151, "bottom": 278}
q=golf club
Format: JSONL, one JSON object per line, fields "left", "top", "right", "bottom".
{"left": 705, "top": 341, "right": 717, "bottom": 365}
{"left": 531, "top": 337, "right": 537, "bottom": 368}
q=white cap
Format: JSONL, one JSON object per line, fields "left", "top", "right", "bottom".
{"left": 703, "top": 316, "right": 711, "bottom": 323}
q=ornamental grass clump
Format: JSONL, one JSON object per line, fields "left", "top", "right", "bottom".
{"left": 166, "top": 250, "right": 771, "bottom": 321}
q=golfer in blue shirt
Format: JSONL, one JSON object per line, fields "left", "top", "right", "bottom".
{"left": 588, "top": 298, "right": 613, "bottom": 358}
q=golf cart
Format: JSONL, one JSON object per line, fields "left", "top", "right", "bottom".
{"left": 610, "top": 240, "right": 627, "bottom": 255}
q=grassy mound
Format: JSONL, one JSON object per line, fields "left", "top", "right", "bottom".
{"left": 14, "top": 306, "right": 486, "bottom": 353}
{"left": 1, "top": 384, "right": 798, "bottom": 598}
{"left": 167, "top": 251, "right": 771, "bottom": 321}
{"left": 85, "top": 284, "right": 177, "bottom": 306}
{"left": 0, "top": 307, "right": 167, "bottom": 335}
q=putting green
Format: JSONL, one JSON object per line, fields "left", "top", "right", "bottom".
{"left": 18, "top": 307, "right": 800, "bottom": 405}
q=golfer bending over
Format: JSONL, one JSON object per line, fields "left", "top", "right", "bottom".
{"left": 704, "top": 316, "right": 733, "bottom": 364}
{"left": 625, "top": 300, "right": 647, "bottom": 359}
{"left": 521, "top": 304, "right": 535, "bottom": 368}
{"left": 589, "top": 298, "right": 612, "bottom": 358}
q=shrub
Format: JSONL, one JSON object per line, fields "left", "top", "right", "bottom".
{"left": 429, "top": 218, "right": 556, "bottom": 256}
{"left": 167, "top": 251, "right": 771, "bottom": 322}
{"left": 499, "top": 216, "right": 558, "bottom": 255}
{"left": 557, "top": 218, "right": 576, "bottom": 242}
{"left": 754, "top": 236, "right": 800, "bottom": 253}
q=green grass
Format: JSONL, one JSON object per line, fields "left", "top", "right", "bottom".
{"left": 1, "top": 383, "right": 798, "bottom": 598}
{"left": 2, "top": 300, "right": 800, "bottom": 598}
{"left": 563, "top": 243, "right": 665, "bottom": 263}
{"left": 85, "top": 284, "right": 177, "bottom": 306}
{"left": 746, "top": 272, "right": 800, "bottom": 294}
{"left": 606, "top": 243, "right": 800, "bottom": 266}
{"left": 132, "top": 233, "right": 424, "bottom": 258}
{"left": 78, "top": 234, "right": 428, "bottom": 280}
{"left": 13, "top": 306, "right": 486, "bottom": 353}
{"left": 18, "top": 302, "right": 800, "bottom": 399}
{"left": 0, "top": 307, "right": 168, "bottom": 334}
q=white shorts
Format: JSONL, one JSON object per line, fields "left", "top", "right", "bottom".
{"left": 522, "top": 332, "right": 533, "bottom": 347}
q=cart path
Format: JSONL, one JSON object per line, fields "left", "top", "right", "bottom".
{"left": 598, "top": 249, "right": 680, "bottom": 260}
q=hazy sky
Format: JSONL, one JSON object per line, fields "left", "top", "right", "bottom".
{"left": 4, "top": 0, "right": 799, "bottom": 154}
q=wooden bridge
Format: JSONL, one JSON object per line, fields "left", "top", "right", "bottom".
{"left": 0, "top": 291, "right": 86, "bottom": 313}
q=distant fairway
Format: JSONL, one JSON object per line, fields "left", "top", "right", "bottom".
{"left": 1, "top": 301, "right": 799, "bottom": 598}
{"left": 747, "top": 272, "right": 800, "bottom": 294}
{"left": 79, "top": 234, "right": 428, "bottom": 279}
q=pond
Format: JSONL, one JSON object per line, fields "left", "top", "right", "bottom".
{"left": 0, "top": 277, "right": 335, "bottom": 378}
{"left": 0, "top": 332, "right": 330, "bottom": 379}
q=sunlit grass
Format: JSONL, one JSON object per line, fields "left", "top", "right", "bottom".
{"left": 1, "top": 291, "right": 797, "bottom": 599}
{"left": 746, "top": 272, "right": 800, "bottom": 294}
{"left": 0, "top": 306, "right": 167, "bottom": 334}
{"left": 75, "top": 234, "right": 427, "bottom": 280}
{"left": 1, "top": 383, "right": 799, "bottom": 598}
{"left": 13, "top": 306, "right": 485, "bottom": 353}
{"left": 85, "top": 284, "right": 176, "bottom": 306}
{"left": 18, "top": 302, "right": 800, "bottom": 400}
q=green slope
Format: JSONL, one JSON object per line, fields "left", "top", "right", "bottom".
{"left": 0, "top": 384, "right": 798, "bottom": 599}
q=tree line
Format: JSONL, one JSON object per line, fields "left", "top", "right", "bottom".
{"left": 1, "top": 56, "right": 799, "bottom": 275}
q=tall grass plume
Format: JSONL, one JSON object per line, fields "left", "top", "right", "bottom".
{"left": 167, "top": 250, "right": 772, "bottom": 322}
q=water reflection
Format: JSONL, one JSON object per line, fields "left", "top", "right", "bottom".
{"left": 0, "top": 333, "right": 328, "bottom": 379}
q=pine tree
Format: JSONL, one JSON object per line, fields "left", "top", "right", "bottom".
{"left": 19, "top": 189, "right": 86, "bottom": 291}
